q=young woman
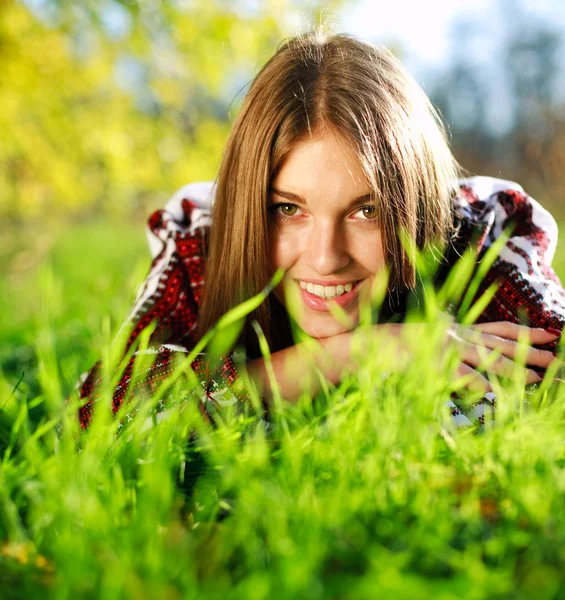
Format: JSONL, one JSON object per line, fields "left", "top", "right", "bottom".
{"left": 77, "top": 32, "right": 565, "bottom": 430}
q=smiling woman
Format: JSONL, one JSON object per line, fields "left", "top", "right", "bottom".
{"left": 267, "top": 131, "right": 386, "bottom": 339}
{"left": 76, "top": 31, "right": 565, "bottom": 430}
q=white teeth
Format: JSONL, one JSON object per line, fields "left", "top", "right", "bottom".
{"left": 299, "top": 281, "right": 357, "bottom": 298}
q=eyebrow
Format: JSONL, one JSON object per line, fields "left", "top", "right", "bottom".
{"left": 270, "top": 188, "right": 374, "bottom": 207}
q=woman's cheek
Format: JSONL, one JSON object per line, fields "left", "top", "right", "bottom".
{"left": 269, "top": 227, "right": 303, "bottom": 271}
{"left": 350, "top": 230, "right": 386, "bottom": 276}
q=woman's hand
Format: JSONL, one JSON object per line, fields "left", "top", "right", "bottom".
{"left": 347, "top": 320, "right": 561, "bottom": 393}
{"left": 247, "top": 320, "right": 561, "bottom": 402}
{"left": 443, "top": 322, "right": 560, "bottom": 392}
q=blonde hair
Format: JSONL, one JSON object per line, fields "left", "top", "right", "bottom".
{"left": 198, "top": 31, "right": 460, "bottom": 352}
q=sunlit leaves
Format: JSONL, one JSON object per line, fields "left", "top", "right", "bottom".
{"left": 2, "top": 0, "right": 339, "bottom": 224}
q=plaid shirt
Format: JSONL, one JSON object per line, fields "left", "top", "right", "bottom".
{"left": 76, "top": 178, "right": 565, "bottom": 431}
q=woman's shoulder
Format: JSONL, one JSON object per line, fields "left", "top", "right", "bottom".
{"left": 145, "top": 181, "right": 216, "bottom": 259}
{"left": 454, "top": 176, "right": 556, "bottom": 231}
{"left": 452, "top": 175, "right": 559, "bottom": 262}
{"left": 456, "top": 175, "right": 525, "bottom": 199}
{"left": 448, "top": 176, "right": 565, "bottom": 331}
{"left": 125, "top": 182, "right": 215, "bottom": 338}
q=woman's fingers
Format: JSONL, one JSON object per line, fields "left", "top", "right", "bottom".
{"left": 470, "top": 321, "right": 561, "bottom": 344}
{"left": 458, "top": 329, "right": 557, "bottom": 368}
{"left": 458, "top": 339, "right": 543, "bottom": 384}
{"left": 456, "top": 363, "right": 493, "bottom": 393}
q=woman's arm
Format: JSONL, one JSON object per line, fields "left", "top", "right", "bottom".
{"left": 246, "top": 322, "right": 561, "bottom": 403}
{"left": 246, "top": 332, "right": 353, "bottom": 401}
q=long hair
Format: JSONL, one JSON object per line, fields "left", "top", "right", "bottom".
{"left": 198, "top": 31, "right": 461, "bottom": 355}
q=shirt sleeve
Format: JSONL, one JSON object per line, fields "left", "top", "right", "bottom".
{"left": 443, "top": 178, "right": 565, "bottom": 432}
{"left": 76, "top": 182, "right": 255, "bottom": 430}
{"left": 457, "top": 179, "right": 565, "bottom": 340}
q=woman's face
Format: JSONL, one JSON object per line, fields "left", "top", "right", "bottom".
{"left": 269, "top": 130, "right": 386, "bottom": 339}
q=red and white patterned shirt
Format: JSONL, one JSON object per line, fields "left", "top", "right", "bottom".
{"left": 76, "top": 177, "right": 565, "bottom": 431}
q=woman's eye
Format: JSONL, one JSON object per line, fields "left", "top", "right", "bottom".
{"left": 276, "top": 204, "right": 299, "bottom": 217}
{"left": 358, "top": 205, "right": 377, "bottom": 220}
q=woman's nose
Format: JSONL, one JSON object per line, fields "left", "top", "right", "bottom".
{"left": 305, "top": 221, "right": 350, "bottom": 275}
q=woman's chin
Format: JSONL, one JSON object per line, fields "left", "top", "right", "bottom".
{"left": 296, "top": 313, "right": 359, "bottom": 340}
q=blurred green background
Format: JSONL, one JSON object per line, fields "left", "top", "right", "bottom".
{"left": 1, "top": 0, "right": 564, "bottom": 396}
{"left": 2, "top": 0, "right": 563, "bottom": 229}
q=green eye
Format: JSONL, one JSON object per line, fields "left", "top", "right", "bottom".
{"left": 361, "top": 205, "right": 377, "bottom": 219}
{"left": 279, "top": 204, "right": 298, "bottom": 216}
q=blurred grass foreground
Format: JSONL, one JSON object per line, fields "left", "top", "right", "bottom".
{"left": 4, "top": 0, "right": 565, "bottom": 598}
{"left": 2, "top": 215, "right": 565, "bottom": 599}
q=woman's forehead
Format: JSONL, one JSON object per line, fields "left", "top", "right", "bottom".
{"left": 272, "top": 132, "right": 370, "bottom": 197}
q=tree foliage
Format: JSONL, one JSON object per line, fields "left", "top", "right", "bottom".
{"left": 0, "top": 0, "right": 343, "bottom": 224}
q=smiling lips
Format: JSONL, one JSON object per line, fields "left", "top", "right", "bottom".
{"left": 297, "top": 279, "right": 362, "bottom": 312}
{"left": 298, "top": 280, "right": 355, "bottom": 299}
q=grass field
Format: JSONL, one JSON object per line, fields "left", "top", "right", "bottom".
{"left": 1, "top": 220, "right": 565, "bottom": 599}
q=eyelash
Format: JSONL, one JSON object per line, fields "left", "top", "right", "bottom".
{"left": 269, "top": 203, "right": 378, "bottom": 221}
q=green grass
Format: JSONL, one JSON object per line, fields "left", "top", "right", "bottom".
{"left": 1, "top": 221, "right": 565, "bottom": 599}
